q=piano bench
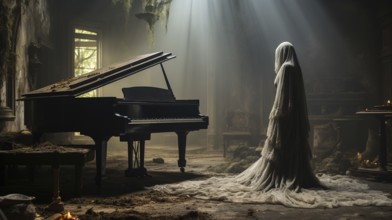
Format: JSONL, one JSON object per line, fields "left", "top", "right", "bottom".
{"left": 0, "top": 145, "right": 94, "bottom": 197}
{"left": 222, "top": 132, "right": 253, "bottom": 157}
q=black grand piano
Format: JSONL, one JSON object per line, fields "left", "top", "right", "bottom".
{"left": 21, "top": 52, "right": 209, "bottom": 185}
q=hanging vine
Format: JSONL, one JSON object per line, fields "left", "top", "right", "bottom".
{"left": 135, "top": 0, "right": 173, "bottom": 44}
{"left": 0, "top": 1, "right": 13, "bottom": 89}
{"left": 112, "top": 0, "right": 134, "bottom": 24}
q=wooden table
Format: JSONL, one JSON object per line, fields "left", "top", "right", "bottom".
{"left": 356, "top": 110, "right": 392, "bottom": 171}
{"left": 0, "top": 145, "right": 94, "bottom": 197}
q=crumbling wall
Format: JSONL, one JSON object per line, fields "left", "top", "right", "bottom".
{"left": 0, "top": 0, "right": 50, "bottom": 132}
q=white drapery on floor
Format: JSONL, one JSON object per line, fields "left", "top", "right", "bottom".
{"left": 154, "top": 42, "right": 392, "bottom": 208}
{"left": 152, "top": 172, "right": 392, "bottom": 208}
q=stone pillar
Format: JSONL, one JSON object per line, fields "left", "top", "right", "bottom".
{"left": 0, "top": 0, "right": 19, "bottom": 126}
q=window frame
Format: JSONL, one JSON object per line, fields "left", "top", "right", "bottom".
{"left": 72, "top": 25, "right": 103, "bottom": 97}
{"left": 71, "top": 25, "right": 103, "bottom": 141}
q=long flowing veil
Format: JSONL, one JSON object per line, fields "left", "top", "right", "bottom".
{"left": 153, "top": 42, "right": 392, "bottom": 208}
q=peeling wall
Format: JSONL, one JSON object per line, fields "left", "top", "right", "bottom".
{"left": 0, "top": 0, "right": 50, "bottom": 132}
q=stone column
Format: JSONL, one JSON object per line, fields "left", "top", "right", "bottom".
{"left": 0, "top": 0, "right": 18, "bottom": 125}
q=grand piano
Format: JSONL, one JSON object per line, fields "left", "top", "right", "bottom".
{"left": 21, "top": 52, "right": 209, "bottom": 185}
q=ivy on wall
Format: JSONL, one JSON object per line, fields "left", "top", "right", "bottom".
{"left": 136, "top": 0, "right": 172, "bottom": 32}
{"left": 0, "top": 1, "right": 14, "bottom": 89}
{"left": 136, "top": 0, "right": 172, "bottom": 44}
{"left": 111, "top": 0, "right": 173, "bottom": 45}
{"left": 112, "top": 0, "right": 134, "bottom": 23}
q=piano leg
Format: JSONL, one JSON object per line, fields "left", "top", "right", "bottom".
{"left": 176, "top": 131, "right": 189, "bottom": 173}
{"left": 91, "top": 136, "right": 110, "bottom": 186}
{"left": 124, "top": 139, "right": 147, "bottom": 177}
{"left": 140, "top": 140, "right": 146, "bottom": 172}
{"left": 127, "top": 141, "right": 134, "bottom": 172}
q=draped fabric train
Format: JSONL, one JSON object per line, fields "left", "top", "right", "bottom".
{"left": 153, "top": 173, "right": 392, "bottom": 208}
{"left": 152, "top": 42, "right": 392, "bottom": 208}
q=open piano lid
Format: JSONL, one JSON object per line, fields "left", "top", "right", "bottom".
{"left": 22, "top": 52, "right": 175, "bottom": 99}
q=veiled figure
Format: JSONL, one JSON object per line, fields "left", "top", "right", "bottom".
{"left": 153, "top": 42, "right": 392, "bottom": 208}
{"left": 234, "top": 41, "right": 322, "bottom": 192}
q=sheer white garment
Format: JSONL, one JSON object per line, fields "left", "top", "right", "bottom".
{"left": 153, "top": 173, "right": 392, "bottom": 208}
{"left": 152, "top": 42, "right": 392, "bottom": 208}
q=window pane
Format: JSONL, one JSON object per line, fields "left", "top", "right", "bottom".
{"left": 74, "top": 27, "right": 99, "bottom": 97}
{"left": 75, "top": 28, "right": 97, "bottom": 35}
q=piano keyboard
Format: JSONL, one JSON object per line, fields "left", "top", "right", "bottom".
{"left": 129, "top": 118, "right": 205, "bottom": 125}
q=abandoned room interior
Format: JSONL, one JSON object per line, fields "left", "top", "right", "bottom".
{"left": 1, "top": 0, "right": 392, "bottom": 219}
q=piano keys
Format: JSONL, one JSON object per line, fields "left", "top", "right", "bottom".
{"left": 21, "top": 51, "right": 209, "bottom": 185}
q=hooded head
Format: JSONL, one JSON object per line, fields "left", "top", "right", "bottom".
{"left": 274, "top": 42, "right": 300, "bottom": 74}
{"left": 272, "top": 41, "right": 309, "bottom": 132}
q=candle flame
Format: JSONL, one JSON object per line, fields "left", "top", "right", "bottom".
{"left": 60, "top": 211, "right": 78, "bottom": 220}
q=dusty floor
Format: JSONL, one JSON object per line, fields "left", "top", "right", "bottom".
{"left": 1, "top": 145, "right": 392, "bottom": 220}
